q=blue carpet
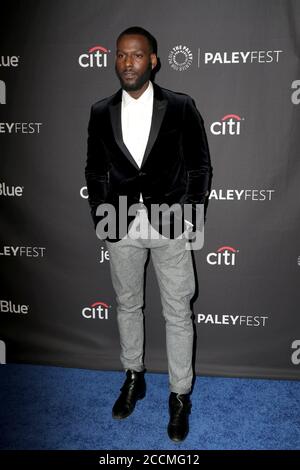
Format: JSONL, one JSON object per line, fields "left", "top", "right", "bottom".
{"left": 0, "top": 364, "right": 299, "bottom": 450}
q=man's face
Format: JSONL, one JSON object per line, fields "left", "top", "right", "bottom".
{"left": 115, "top": 34, "right": 157, "bottom": 92}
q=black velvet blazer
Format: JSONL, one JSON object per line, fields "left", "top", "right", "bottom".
{"left": 85, "top": 81, "right": 212, "bottom": 241}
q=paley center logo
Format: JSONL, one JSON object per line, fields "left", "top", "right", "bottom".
{"left": 207, "top": 246, "right": 239, "bottom": 266}
{"left": 168, "top": 45, "right": 193, "bottom": 71}
{"left": 0, "top": 122, "right": 42, "bottom": 134}
{"left": 169, "top": 47, "right": 282, "bottom": 70}
{"left": 210, "top": 114, "right": 244, "bottom": 135}
{"left": 0, "top": 245, "right": 46, "bottom": 257}
{"left": 78, "top": 45, "right": 110, "bottom": 68}
{"left": 197, "top": 313, "right": 269, "bottom": 327}
{"left": 200, "top": 49, "right": 283, "bottom": 65}
{"left": 82, "top": 301, "right": 110, "bottom": 319}
{"left": 209, "top": 188, "right": 275, "bottom": 201}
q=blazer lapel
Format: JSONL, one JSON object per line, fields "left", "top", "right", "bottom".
{"left": 108, "top": 82, "right": 168, "bottom": 170}
{"left": 140, "top": 84, "right": 167, "bottom": 168}
{"left": 109, "top": 89, "right": 140, "bottom": 170}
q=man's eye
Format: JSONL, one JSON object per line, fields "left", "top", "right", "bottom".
{"left": 136, "top": 54, "right": 143, "bottom": 58}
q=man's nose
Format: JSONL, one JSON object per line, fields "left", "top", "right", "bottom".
{"left": 125, "top": 55, "right": 133, "bottom": 67}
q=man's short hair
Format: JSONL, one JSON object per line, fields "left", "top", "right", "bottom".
{"left": 117, "top": 26, "right": 158, "bottom": 55}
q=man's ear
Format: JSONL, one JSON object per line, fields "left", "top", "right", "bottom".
{"left": 151, "top": 53, "right": 158, "bottom": 69}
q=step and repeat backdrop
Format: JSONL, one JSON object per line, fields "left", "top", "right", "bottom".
{"left": 1, "top": 0, "right": 300, "bottom": 379}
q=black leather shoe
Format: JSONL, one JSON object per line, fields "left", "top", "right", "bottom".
{"left": 112, "top": 369, "right": 146, "bottom": 419}
{"left": 167, "top": 392, "right": 192, "bottom": 442}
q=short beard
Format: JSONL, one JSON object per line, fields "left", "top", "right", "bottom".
{"left": 115, "top": 61, "right": 152, "bottom": 92}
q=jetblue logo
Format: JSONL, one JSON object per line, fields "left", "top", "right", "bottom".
{"left": 0, "top": 55, "right": 19, "bottom": 67}
{"left": 0, "top": 80, "right": 6, "bottom": 104}
{"left": 0, "top": 340, "right": 6, "bottom": 364}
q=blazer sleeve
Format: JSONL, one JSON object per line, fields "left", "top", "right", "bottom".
{"left": 181, "top": 96, "right": 213, "bottom": 227}
{"left": 85, "top": 105, "right": 109, "bottom": 229}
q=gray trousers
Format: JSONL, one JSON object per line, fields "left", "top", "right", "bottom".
{"left": 105, "top": 208, "right": 195, "bottom": 394}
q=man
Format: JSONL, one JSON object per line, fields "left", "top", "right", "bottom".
{"left": 85, "top": 26, "right": 212, "bottom": 442}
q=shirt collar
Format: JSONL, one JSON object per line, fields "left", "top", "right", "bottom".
{"left": 122, "top": 80, "right": 153, "bottom": 107}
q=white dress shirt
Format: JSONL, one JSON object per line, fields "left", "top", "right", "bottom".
{"left": 121, "top": 80, "right": 153, "bottom": 203}
{"left": 121, "top": 80, "right": 193, "bottom": 229}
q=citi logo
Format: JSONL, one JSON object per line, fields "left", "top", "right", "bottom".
{"left": 210, "top": 114, "right": 244, "bottom": 135}
{"left": 207, "top": 246, "right": 239, "bottom": 266}
{"left": 82, "top": 301, "right": 110, "bottom": 319}
{"left": 78, "top": 46, "right": 110, "bottom": 68}
{"left": 0, "top": 300, "right": 29, "bottom": 314}
{"left": 0, "top": 182, "right": 24, "bottom": 197}
{"left": 80, "top": 186, "right": 88, "bottom": 198}
{"left": 0, "top": 80, "right": 6, "bottom": 104}
{"left": 0, "top": 55, "right": 20, "bottom": 67}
